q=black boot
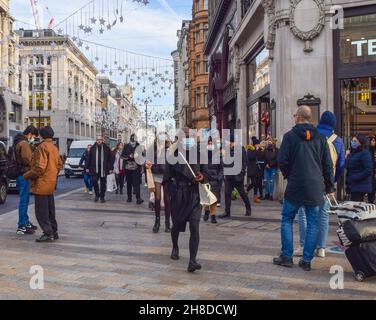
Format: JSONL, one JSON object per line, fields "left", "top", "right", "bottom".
{"left": 35, "top": 234, "right": 54, "bottom": 243}
{"left": 245, "top": 208, "right": 252, "bottom": 217}
{"left": 187, "top": 260, "right": 202, "bottom": 272}
{"left": 53, "top": 232, "right": 59, "bottom": 240}
{"left": 171, "top": 247, "right": 179, "bottom": 260}
{"left": 94, "top": 196, "right": 99, "bottom": 202}
{"left": 153, "top": 218, "right": 160, "bottom": 233}
{"left": 203, "top": 211, "right": 210, "bottom": 222}
{"left": 165, "top": 221, "right": 171, "bottom": 233}
{"left": 115, "top": 189, "right": 119, "bottom": 195}
{"left": 211, "top": 215, "right": 217, "bottom": 224}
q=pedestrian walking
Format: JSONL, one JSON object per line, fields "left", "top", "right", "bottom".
{"left": 368, "top": 135, "right": 376, "bottom": 204}
{"left": 13, "top": 125, "right": 39, "bottom": 235}
{"left": 79, "top": 144, "right": 93, "bottom": 195}
{"left": 23, "top": 126, "right": 63, "bottom": 242}
{"left": 263, "top": 138, "right": 279, "bottom": 201}
{"left": 346, "top": 134, "right": 373, "bottom": 202}
{"left": 86, "top": 136, "right": 114, "bottom": 203}
{"left": 219, "top": 133, "right": 252, "bottom": 219}
{"left": 295, "top": 111, "right": 346, "bottom": 258}
{"left": 164, "top": 128, "right": 204, "bottom": 272}
{"left": 273, "top": 106, "right": 334, "bottom": 271}
{"left": 246, "top": 140, "right": 263, "bottom": 204}
{"left": 201, "top": 136, "right": 223, "bottom": 224}
{"left": 113, "top": 142, "right": 125, "bottom": 195}
{"left": 145, "top": 132, "right": 172, "bottom": 233}
{"left": 122, "top": 134, "right": 144, "bottom": 204}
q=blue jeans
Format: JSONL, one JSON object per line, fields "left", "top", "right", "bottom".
{"left": 17, "top": 176, "right": 30, "bottom": 228}
{"left": 83, "top": 174, "right": 93, "bottom": 191}
{"left": 264, "top": 168, "right": 278, "bottom": 196}
{"left": 298, "top": 196, "right": 330, "bottom": 249}
{"left": 281, "top": 199, "right": 319, "bottom": 263}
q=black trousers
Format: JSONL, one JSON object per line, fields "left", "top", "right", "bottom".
{"left": 351, "top": 192, "right": 366, "bottom": 202}
{"left": 92, "top": 174, "right": 107, "bottom": 199}
{"left": 115, "top": 173, "right": 125, "bottom": 192}
{"left": 125, "top": 170, "right": 141, "bottom": 200}
{"left": 250, "top": 175, "right": 263, "bottom": 196}
{"left": 35, "top": 195, "right": 57, "bottom": 236}
{"left": 225, "top": 179, "right": 252, "bottom": 215}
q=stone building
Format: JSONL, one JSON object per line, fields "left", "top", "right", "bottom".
{"left": 188, "top": 0, "right": 210, "bottom": 129}
{"left": 0, "top": 0, "right": 25, "bottom": 146}
{"left": 16, "top": 29, "right": 97, "bottom": 154}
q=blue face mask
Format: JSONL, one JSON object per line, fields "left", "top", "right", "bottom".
{"left": 182, "top": 138, "right": 195, "bottom": 149}
{"left": 351, "top": 140, "right": 360, "bottom": 149}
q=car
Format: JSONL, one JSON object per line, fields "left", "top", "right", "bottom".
{"left": 7, "top": 179, "right": 18, "bottom": 193}
{"left": 64, "top": 140, "right": 95, "bottom": 178}
{"left": 0, "top": 141, "right": 8, "bottom": 204}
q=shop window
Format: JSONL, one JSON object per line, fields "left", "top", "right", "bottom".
{"left": 29, "top": 95, "right": 33, "bottom": 111}
{"left": 47, "top": 93, "right": 52, "bottom": 110}
{"left": 36, "top": 93, "right": 44, "bottom": 110}
{"left": 246, "top": 47, "right": 270, "bottom": 97}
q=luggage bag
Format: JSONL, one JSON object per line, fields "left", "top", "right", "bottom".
{"left": 345, "top": 242, "right": 376, "bottom": 282}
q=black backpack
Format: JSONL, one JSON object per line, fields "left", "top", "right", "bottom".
{"left": 6, "top": 145, "right": 22, "bottom": 179}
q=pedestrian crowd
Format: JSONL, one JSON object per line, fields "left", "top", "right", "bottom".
{"left": 9, "top": 105, "right": 376, "bottom": 273}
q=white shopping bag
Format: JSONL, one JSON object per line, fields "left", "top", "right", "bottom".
{"left": 106, "top": 173, "right": 117, "bottom": 192}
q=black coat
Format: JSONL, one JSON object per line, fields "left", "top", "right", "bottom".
{"left": 79, "top": 150, "right": 89, "bottom": 170}
{"left": 346, "top": 149, "right": 373, "bottom": 194}
{"left": 264, "top": 148, "right": 279, "bottom": 168}
{"left": 86, "top": 143, "right": 114, "bottom": 176}
{"left": 224, "top": 146, "right": 247, "bottom": 183}
{"left": 201, "top": 150, "right": 223, "bottom": 199}
{"left": 121, "top": 142, "right": 142, "bottom": 172}
{"left": 278, "top": 123, "right": 334, "bottom": 207}
{"left": 247, "top": 149, "right": 261, "bottom": 177}
{"left": 147, "top": 142, "right": 167, "bottom": 175}
{"left": 163, "top": 149, "right": 202, "bottom": 232}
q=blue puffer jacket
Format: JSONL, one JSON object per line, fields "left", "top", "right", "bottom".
{"left": 346, "top": 149, "right": 373, "bottom": 194}
{"left": 317, "top": 123, "right": 346, "bottom": 183}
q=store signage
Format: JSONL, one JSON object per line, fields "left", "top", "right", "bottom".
{"left": 351, "top": 39, "right": 376, "bottom": 57}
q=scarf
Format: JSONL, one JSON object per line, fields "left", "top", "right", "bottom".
{"left": 95, "top": 144, "right": 105, "bottom": 178}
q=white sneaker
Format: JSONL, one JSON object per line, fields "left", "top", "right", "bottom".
{"left": 89, "top": 191, "right": 93, "bottom": 195}
{"left": 217, "top": 203, "right": 221, "bottom": 208}
{"left": 316, "top": 248, "right": 326, "bottom": 258}
{"left": 293, "top": 246, "right": 304, "bottom": 257}
{"left": 84, "top": 187, "right": 88, "bottom": 193}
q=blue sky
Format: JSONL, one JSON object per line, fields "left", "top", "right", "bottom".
{"left": 10, "top": 0, "right": 192, "bottom": 125}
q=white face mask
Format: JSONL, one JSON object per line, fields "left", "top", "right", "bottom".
{"left": 28, "top": 137, "right": 35, "bottom": 144}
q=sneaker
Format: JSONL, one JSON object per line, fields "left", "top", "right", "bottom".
{"left": 298, "top": 259, "right": 311, "bottom": 271}
{"left": 315, "top": 248, "right": 326, "bottom": 258}
{"left": 84, "top": 187, "right": 88, "bottom": 193}
{"left": 203, "top": 212, "right": 210, "bottom": 222}
{"left": 294, "top": 246, "right": 304, "bottom": 257}
{"left": 273, "top": 255, "right": 293, "bottom": 268}
{"left": 211, "top": 216, "right": 217, "bottom": 224}
{"left": 17, "top": 227, "right": 35, "bottom": 235}
{"left": 26, "top": 223, "right": 38, "bottom": 231}
{"left": 136, "top": 199, "right": 144, "bottom": 205}
{"left": 35, "top": 234, "right": 54, "bottom": 243}
{"left": 89, "top": 191, "right": 93, "bottom": 195}
{"left": 216, "top": 203, "right": 221, "bottom": 208}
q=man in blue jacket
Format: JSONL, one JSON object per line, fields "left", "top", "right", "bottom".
{"left": 296, "top": 111, "right": 346, "bottom": 259}
{"left": 274, "top": 106, "right": 334, "bottom": 271}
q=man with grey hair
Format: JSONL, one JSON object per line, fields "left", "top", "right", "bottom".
{"left": 273, "top": 106, "right": 334, "bottom": 271}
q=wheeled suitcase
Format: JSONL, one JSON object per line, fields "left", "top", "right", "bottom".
{"left": 345, "top": 242, "right": 376, "bottom": 282}
{"left": 337, "top": 219, "right": 376, "bottom": 247}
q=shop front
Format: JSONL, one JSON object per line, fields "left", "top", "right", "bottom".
{"left": 335, "top": 6, "right": 376, "bottom": 144}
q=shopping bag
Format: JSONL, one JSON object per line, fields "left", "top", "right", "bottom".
{"left": 106, "top": 173, "right": 117, "bottom": 192}
{"left": 146, "top": 168, "right": 155, "bottom": 192}
{"left": 178, "top": 152, "right": 217, "bottom": 206}
{"left": 150, "top": 192, "right": 155, "bottom": 204}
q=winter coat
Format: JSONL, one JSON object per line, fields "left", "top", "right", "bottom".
{"left": 264, "top": 147, "right": 279, "bottom": 169}
{"left": 316, "top": 123, "right": 346, "bottom": 183}
{"left": 79, "top": 150, "right": 89, "bottom": 170}
{"left": 224, "top": 146, "right": 247, "bottom": 183}
{"left": 86, "top": 143, "right": 114, "bottom": 176}
{"left": 201, "top": 149, "right": 223, "bottom": 199}
{"left": 14, "top": 134, "right": 33, "bottom": 174}
{"left": 346, "top": 149, "right": 373, "bottom": 194}
{"left": 23, "top": 139, "right": 63, "bottom": 195}
{"left": 121, "top": 142, "right": 142, "bottom": 172}
{"left": 246, "top": 148, "right": 261, "bottom": 177}
{"left": 146, "top": 142, "right": 167, "bottom": 175}
{"left": 278, "top": 123, "right": 334, "bottom": 207}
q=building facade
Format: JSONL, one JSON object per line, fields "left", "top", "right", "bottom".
{"left": 17, "top": 29, "right": 97, "bottom": 155}
{"left": 188, "top": 0, "right": 210, "bottom": 130}
{"left": 0, "top": 0, "right": 25, "bottom": 146}
{"left": 172, "top": 20, "right": 191, "bottom": 129}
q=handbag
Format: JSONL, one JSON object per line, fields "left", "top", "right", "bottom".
{"left": 106, "top": 173, "right": 117, "bottom": 192}
{"left": 146, "top": 168, "right": 155, "bottom": 192}
{"left": 178, "top": 152, "right": 217, "bottom": 206}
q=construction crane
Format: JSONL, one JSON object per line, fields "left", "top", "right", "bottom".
{"left": 45, "top": 6, "right": 55, "bottom": 29}
{"left": 29, "top": 0, "right": 41, "bottom": 29}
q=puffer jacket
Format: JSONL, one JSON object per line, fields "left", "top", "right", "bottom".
{"left": 246, "top": 147, "right": 260, "bottom": 177}
{"left": 346, "top": 149, "right": 373, "bottom": 194}
{"left": 23, "top": 139, "right": 63, "bottom": 195}
{"left": 14, "top": 133, "right": 33, "bottom": 174}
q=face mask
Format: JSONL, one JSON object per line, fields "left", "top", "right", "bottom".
{"left": 182, "top": 138, "right": 195, "bottom": 150}
{"left": 28, "top": 137, "right": 35, "bottom": 144}
{"left": 351, "top": 140, "right": 360, "bottom": 149}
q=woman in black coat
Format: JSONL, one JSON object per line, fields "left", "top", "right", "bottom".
{"left": 201, "top": 137, "right": 223, "bottom": 224}
{"left": 346, "top": 134, "right": 373, "bottom": 202}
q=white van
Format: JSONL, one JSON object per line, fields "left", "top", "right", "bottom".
{"left": 64, "top": 140, "right": 95, "bottom": 178}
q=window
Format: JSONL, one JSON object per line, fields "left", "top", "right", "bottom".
{"left": 47, "top": 73, "right": 51, "bottom": 90}
{"left": 81, "top": 123, "right": 85, "bottom": 136}
{"left": 69, "top": 119, "right": 74, "bottom": 134}
{"left": 204, "top": 60, "right": 209, "bottom": 74}
{"left": 195, "top": 88, "right": 201, "bottom": 109}
{"left": 242, "top": 0, "right": 253, "bottom": 18}
{"left": 29, "top": 117, "right": 51, "bottom": 128}
{"left": 75, "top": 121, "right": 79, "bottom": 135}
{"left": 246, "top": 47, "right": 270, "bottom": 97}
{"left": 35, "top": 55, "right": 44, "bottom": 66}
{"left": 204, "top": 87, "right": 208, "bottom": 108}
{"left": 10, "top": 103, "right": 22, "bottom": 123}
{"left": 204, "top": 24, "right": 209, "bottom": 42}
{"left": 47, "top": 93, "right": 52, "bottom": 110}
{"left": 36, "top": 93, "right": 44, "bottom": 110}
{"left": 203, "top": 0, "right": 208, "bottom": 10}
{"left": 47, "top": 56, "right": 51, "bottom": 65}
{"left": 28, "top": 75, "right": 33, "bottom": 91}
{"left": 195, "top": 0, "right": 200, "bottom": 12}
{"left": 29, "top": 95, "right": 33, "bottom": 111}
{"left": 195, "top": 60, "right": 201, "bottom": 76}
{"left": 35, "top": 73, "right": 44, "bottom": 91}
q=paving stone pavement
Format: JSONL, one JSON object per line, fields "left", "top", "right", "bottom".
{"left": 0, "top": 186, "right": 375, "bottom": 300}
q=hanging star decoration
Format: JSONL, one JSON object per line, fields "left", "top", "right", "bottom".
{"left": 95, "top": 57, "right": 99, "bottom": 61}
{"left": 99, "top": 28, "right": 104, "bottom": 34}
{"left": 104, "top": 64, "right": 108, "bottom": 68}
{"left": 99, "top": 18, "right": 106, "bottom": 25}
{"left": 107, "top": 24, "right": 112, "bottom": 30}
{"left": 79, "top": 24, "right": 85, "bottom": 30}
{"left": 57, "top": 28, "right": 63, "bottom": 34}
{"left": 84, "top": 26, "right": 92, "bottom": 34}
{"left": 91, "top": 17, "right": 97, "bottom": 24}
{"left": 72, "top": 36, "right": 77, "bottom": 42}
{"left": 85, "top": 46, "right": 90, "bottom": 51}
{"left": 77, "top": 40, "right": 83, "bottom": 47}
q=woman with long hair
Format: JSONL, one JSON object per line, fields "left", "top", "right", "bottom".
{"left": 145, "top": 132, "right": 172, "bottom": 233}
{"left": 346, "top": 134, "right": 373, "bottom": 202}
{"left": 113, "top": 142, "right": 125, "bottom": 195}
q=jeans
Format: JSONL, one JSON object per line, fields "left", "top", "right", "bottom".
{"left": 281, "top": 199, "right": 319, "bottom": 263}
{"left": 264, "top": 168, "right": 278, "bottom": 196}
{"left": 83, "top": 174, "right": 93, "bottom": 192}
{"left": 17, "top": 176, "right": 30, "bottom": 228}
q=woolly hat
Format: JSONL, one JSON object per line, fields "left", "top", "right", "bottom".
{"left": 319, "top": 111, "right": 336, "bottom": 130}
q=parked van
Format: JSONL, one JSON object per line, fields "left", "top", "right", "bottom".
{"left": 65, "top": 140, "right": 95, "bottom": 178}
